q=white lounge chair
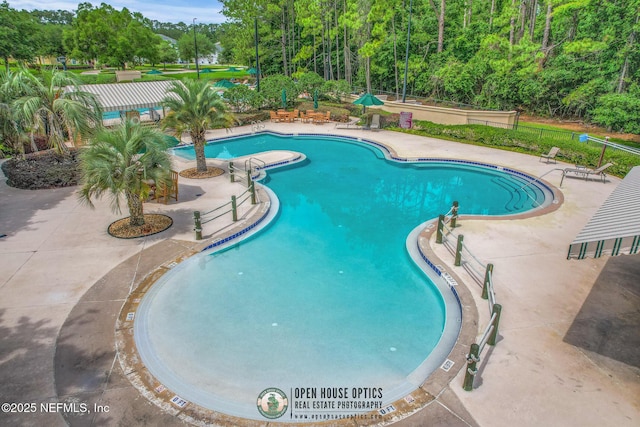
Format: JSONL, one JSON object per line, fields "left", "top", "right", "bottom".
{"left": 539, "top": 146, "right": 560, "bottom": 163}
{"left": 335, "top": 117, "right": 362, "bottom": 129}
{"left": 370, "top": 114, "right": 380, "bottom": 131}
{"left": 560, "top": 162, "right": 613, "bottom": 186}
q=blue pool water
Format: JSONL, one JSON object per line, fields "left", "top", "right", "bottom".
{"left": 136, "top": 133, "right": 549, "bottom": 420}
{"left": 102, "top": 107, "right": 160, "bottom": 120}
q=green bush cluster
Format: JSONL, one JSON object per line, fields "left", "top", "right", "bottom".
{"left": 233, "top": 111, "right": 270, "bottom": 125}
{"left": 1, "top": 150, "right": 81, "bottom": 189}
{"left": 405, "top": 121, "right": 639, "bottom": 177}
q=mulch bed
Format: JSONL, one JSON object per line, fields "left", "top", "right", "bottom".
{"left": 108, "top": 214, "right": 173, "bottom": 239}
{"left": 179, "top": 167, "right": 225, "bottom": 179}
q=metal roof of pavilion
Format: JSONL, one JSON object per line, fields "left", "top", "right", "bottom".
{"left": 71, "top": 80, "right": 183, "bottom": 112}
{"left": 568, "top": 166, "right": 640, "bottom": 259}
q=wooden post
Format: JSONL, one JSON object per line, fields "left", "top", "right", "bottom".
{"left": 250, "top": 180, "right": 256, "bottom": 204}
{"left": 194, "top": 211, "right": 202, "bottom": 240}
{"left": 597, "top": 136, "right": 608, "bottom": 168}
{"left": 436, "top": 214, "right": 444, "bottom": 244}
{"left": 463, "top": 343, "right": 480, "bottom": 391}
{"left": 231, "top": 195, "right": 237, "bottom": 221}
{"left": 450, "top": 200, "right": 459, "bottom": 228}
{"left": 482, "top": 263, "right": 494, "bottom": 300}
{"left": 488, "top": 304, "right": 502, "bottom": 346}
{"left": 455, "top": 234, "right": 464, "bottom": 266}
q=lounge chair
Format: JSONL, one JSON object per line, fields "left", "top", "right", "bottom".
{"left": 370, "top": 114, "right": 380, "bottom": 131}
{"left": 560, "top": 162, "right": 613, "bottom": 186}
{"left": 335, "top": 117, "right": 362, "bottom": 129}
{"left": 539, "top": 146, "right": 560, "bottom": 163}
{"left": 155, "top": 170, "right": 179, "bottom": 204}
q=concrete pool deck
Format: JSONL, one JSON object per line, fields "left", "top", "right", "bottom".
{"left": 0, "top": 122, "right": 638, "bottom": 426}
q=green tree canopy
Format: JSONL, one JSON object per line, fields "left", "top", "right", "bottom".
{"left": 0, "top": 1, "right": 37, "bottom": 71}
{"left": 63, "top": 3, "right": 162, "bottom": 69}
{"left": 177, "top": 32, "right": 215, "bottom": 67}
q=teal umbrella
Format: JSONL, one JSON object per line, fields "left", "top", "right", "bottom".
{"left": 200, "top": 68, "right": 212, "bottom": 73}
{"left": 281, "top": 88, "right": 287, "bottom": 109}
{"left": 353, "top": 93, "right": 384, "bottom": 113}
{"left": 228, "top": 66, "right": 239, "bottom": 72}
{"left": 247, "top": 67, "right": 257, "bottom": 75}
{"left": 213, "top": 79, "right": 237, "bottom": 88}
{"left": 146, "top": 69, "right": 162, "bottom": 75}
{"left": 313, "top": 89, "right": 319, "bottom": 110}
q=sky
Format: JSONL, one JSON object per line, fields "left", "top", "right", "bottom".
{"left": 7, "top": 0, "right": 227, "bottom": 24}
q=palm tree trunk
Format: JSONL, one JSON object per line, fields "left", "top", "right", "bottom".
{"left": 193, "top": 141, "right": 207, "bottom": 172}
{"left": 29, "top": 132, "right": 38, "bottom": 153}
{"left": 191, "top": 130, "right": 208, "bottom": 172}
{"left": 126, "top": 190, "right": 145, "bottom": 226}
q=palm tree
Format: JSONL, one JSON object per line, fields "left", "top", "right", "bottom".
{"left": 162, "top": 79, "right": 233, "bottom": 173}
{"left": 13, "top": 68, "right": 102, "bottom": 154}
{"left": 79, "top": 119, "right": 173, "bottom": 227}
{"left": 0, "top": 68, "right": 32, "bottom": 156}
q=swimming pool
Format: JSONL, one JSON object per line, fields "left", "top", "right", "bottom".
{"left": 136, "top": 133, "right": 551, "bottom": 421}
{"left": 102, "top": 107, "right": 161, "bottom": 120}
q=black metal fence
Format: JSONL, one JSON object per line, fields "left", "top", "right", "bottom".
{"left": 467, "top": 119, "right": 582, "bottom": 142}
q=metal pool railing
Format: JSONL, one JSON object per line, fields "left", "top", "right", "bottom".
{"left": 435, "top": 203, "right": 503, "bottom": 391}
{"left": 193, "top": 171, "right": 258, "bottom": 240}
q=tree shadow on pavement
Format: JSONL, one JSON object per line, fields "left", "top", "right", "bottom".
{"left": 563, "top": 253, "right": 640, "bottom": 369}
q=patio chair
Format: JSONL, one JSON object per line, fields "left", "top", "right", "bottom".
{"left": 155, "top": 170, "right": 179, "bottom": 204}
{"left": 539, "top": 146, "right": 560, "bottom": 163}
{"left": 370, "top": 114, "right": 380, "bottom": 131}
{"left": 312, "top": 112, "right": 324, "bottom": 124}
{"left": 561, "top": 162, "right": 613, "bottom": 186}
{"left": 269, "top": 111, "right": 280, "bottom": 123}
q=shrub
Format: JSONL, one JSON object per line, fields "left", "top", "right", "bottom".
{"left": 591, "top": 91, "right": 640, "bottom": 134}
{"left": 234, "top": 111, "right": 270, "bottom": 125}
{"left": 1, "top": 149, "right": 81, "bottom": 189}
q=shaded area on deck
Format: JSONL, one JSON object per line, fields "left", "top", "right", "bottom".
{"left": 564, "top": 252, "right": 640, "bottom": 368}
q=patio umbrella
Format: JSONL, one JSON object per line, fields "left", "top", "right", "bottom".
{"left": 281, "top": 88, "right": 287, "bottom": 109}
{"left": 146, "top": 69, "right": 162, "bottom": 75}
{"left": 247, "top": 67, "right": 257, "bottom": 75}
{"left": 353, "top": 93, "right": 384, "bottom": 113}
{"left": 228, "top": 66, "right": 239, "bottom": 72}
{"left": 313, "top": 89, "right": 319, "bottom": 110}
{"left": 213, "top": 79, "right": 237, "bottom": 89}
